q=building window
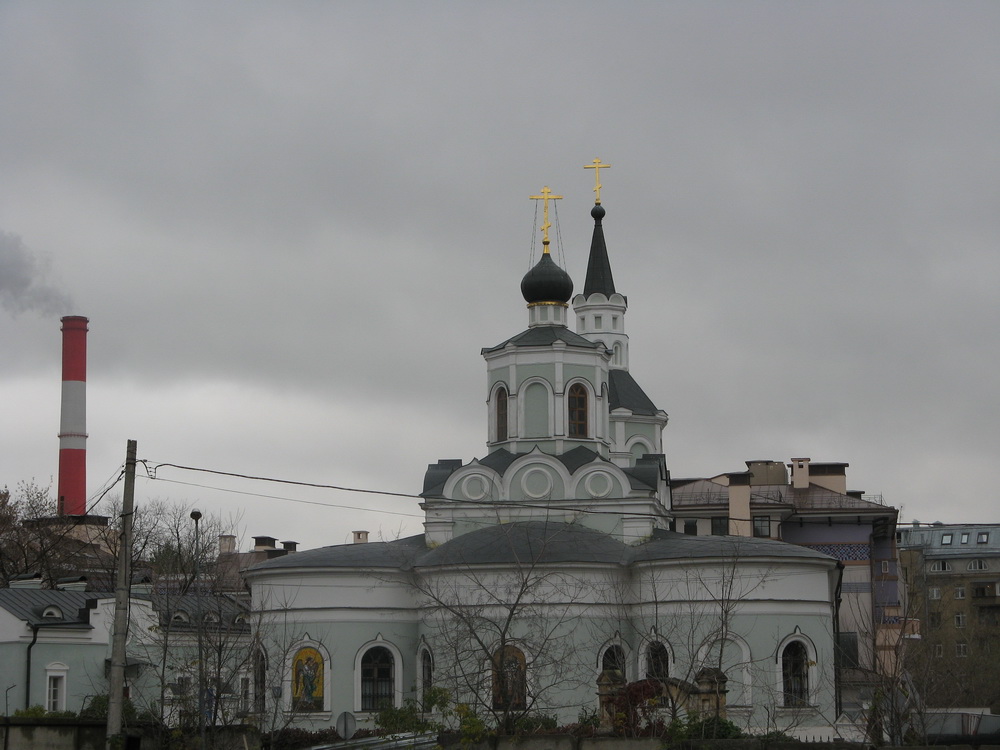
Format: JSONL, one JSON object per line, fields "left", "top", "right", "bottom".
{"left": 594, "top": 315, "right": 603, "bottom": 329}
{"left": 930, "top": 561, "right": 953, "bottom": 572}
{"left": 955, "top": 612, "right": 967, "bottom": 629}
{"left": 956, "top": 642, "right": 968, "bottom": 658}
{"left": 753, "top": 516, "right": 771, "bottom": 538}
{"left": 881, "top": 560, "right": 890, "bottom": 574}
{"left": 711, "top": 517, "right": 729, "bottom": 536}
{"left": 934, "top": 644, "right": 944, "bottom": 658}
{"left": 420, "top": 650, "right": 434, "bottom": 710}
{"left": 961, "top": 532, "right": 970, "bottom": 544}
{"left": 683, "top": 520, "right": 698, "bottom": 536}
{"left": 492, "top": 645, "right": 526, "bottom": 710}
{"left": 47, "top": 676, "right": 64, "bottom": 712}
{"left": 292, "top": 647, "right": 324, "bottom": 712}
{"left": 781, "top": 641, "right": 810, "bottom": 707}
{"left": 495, "top": 387, "right": 508, "bottom": 442}
{"left": 972, "top": 583, "right": 993, "bottom": 598}
{"left": 978, "top": 532, "right": 990, "bottom": 544}
{"left": 927, "top": 612, "right": 941, "bottom": 628}
{"left": 361, "top": 647, "right": 394, "bottom": 711}
{"left": 955, "top": 586, "right": 966, "bottom": 600}
{"left": 942, "top": 533, "right": 953, "bottom": 545}
{"left": 646, "top": 642, "right": 670, "bottom": 682}
{"left": 929, "top": 587, "right": 941, "bottom": 600}
{"left": 968, "top": 559, "right": 989, "bottom": 571}
{"left": 602, "top": 645, "right": 626, "bottom": 676}
{"left": 568, "top": 384, "right": 588, "bottom": 438}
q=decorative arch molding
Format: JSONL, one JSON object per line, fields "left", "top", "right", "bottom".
{"left": 286, "top": 637, "right": 332, "bottom": 714}
{"left": 637, "top": 631, "right": 675, "bottom": 681}
{"left": 443, "top": 463, "right": 503, "bottom": 504}
{"left": 696, "top": 634, "right": 752, "bottom": 705}
{"left": 774, "top": 629, "right": 817, "bottom": 708}
{"left": 624, "top": 435, "right": 653, "bottom": 465}
{"left": 503, "top": 449, "right": 575, "bottom": 502}
{"left": 354, "top": 635, "right": 404, "bottom": 712}
{"left": 596, "top": 633, "right": 631, "bottom": 681}
{"left": 570, "top": 463, "right": 628, "bottom": 501}
{"left": 518, "top": 377, "right": 554, "bottom": 439}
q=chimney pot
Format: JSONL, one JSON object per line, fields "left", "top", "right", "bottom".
{"left": 353, "top": 530, "right": 369, "bottom": 544}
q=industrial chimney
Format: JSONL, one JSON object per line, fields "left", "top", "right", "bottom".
{"left": 57, "top": 316, "right": 88, "bottom": 516}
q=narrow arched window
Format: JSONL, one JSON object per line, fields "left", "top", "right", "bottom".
{"left": 492, "top": 645, "right": 526, "bottom": 710}
{"left": 496, "top": 387, "right": 508, "bottom": 442}
{"left": 568, "top": 384, "right": 588, "bottom": 438}
{"left": 421, "top": 650, "right": 434, "bottom": 710}
{"left": 782, "top": 641, "right": 809, "bottom": 707}
{"left": 602, "top": 645, "right": 626, "bottom": 676}
{"left": 361, "top": 647, "right": 394, "bottom": 710}
{"left": 646, "top": 642, "right": 669, "bottom": 682}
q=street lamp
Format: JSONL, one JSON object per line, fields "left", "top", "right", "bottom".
{"left": 191, "top": 509, "right": 206, "bottom": 749}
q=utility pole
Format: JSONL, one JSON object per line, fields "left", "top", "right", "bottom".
{"left": 191, "top": 508, "right": 207, "bottom": 749}
{"left": 106, "top": 440, "right": 136, "bottom": 749}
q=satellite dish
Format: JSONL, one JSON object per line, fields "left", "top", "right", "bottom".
{"left": 336, "top": 711, "right": 357, "bottom": 740}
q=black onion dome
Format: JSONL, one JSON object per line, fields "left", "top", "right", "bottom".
{"left": 520, "top": 253, "right": 574, "bottom": 304}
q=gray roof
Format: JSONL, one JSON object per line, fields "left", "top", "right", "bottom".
{"left": 482, "top": 326, "right": 601, "bottom": 354}
{"left": 608, "top": 369, "right": 660, "bottom": 416}
{"left": 248, "top": 521, "right": 835, "bottom": 574}
{"left": 248, "top": 534, "right": 428, "bottom": 572}
{"left": 416, "top": 521, "right": 631, "bottom": 567}
{"left": 0, "top": 589, "right": 108, "bottom": 628}
{"left": 633, "top": 529, "right": 837, "bottom": 563}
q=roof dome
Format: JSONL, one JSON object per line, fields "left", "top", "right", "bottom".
{"left": 520, "top": 253, "right": 573, "bottom": 305}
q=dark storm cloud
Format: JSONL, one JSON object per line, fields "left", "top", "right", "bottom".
{"left": 0, "top": 231, "right": 73, "bottom": 316}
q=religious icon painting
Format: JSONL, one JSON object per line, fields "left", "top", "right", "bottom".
{"left": 292, "top": 647, "right": 324, "bottom": 711}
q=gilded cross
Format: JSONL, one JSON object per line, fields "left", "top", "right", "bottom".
{"left": 529, "top": 185, "right": 563, "bottom": 253}
{"left": 584, "top": 158, "right": 611, "bottom": 204}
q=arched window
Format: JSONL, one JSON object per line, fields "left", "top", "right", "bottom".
{"left": 781, "top": 641, "right": 809, "bottom": 707}
{"left": 646, "top": 642, "right": 669, "bottom": 682}
{"left": 361, "top": 647, "right": 394, "bottom": 711}
{"left": 492, "top": 645, "right": 526, "bottom": 710}
{"left": 292, "top": 647, "right": 324, "bottom": 712}
{"left": 568, "top": 384, "right": 588, "bottom": 438}
{"left": 421, "top": 650, "right": 434, "bottom": 710}
{"left": 496, "top": 387, "right": 508, "bottom": 442}
{"left": 602, "top": 645, "right": 626, "bottom": 676}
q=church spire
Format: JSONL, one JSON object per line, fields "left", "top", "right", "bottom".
{"left": 583, "top": 203, "right": 615, "bottom": 297}
{"left": 573, "top": 159, "right": 629, "bottom": 370}
{"left": 582, "top": 159, "right": 616, "bottom": 297}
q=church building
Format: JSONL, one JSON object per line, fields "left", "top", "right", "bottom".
{"left": 246, "top": 165, "right": 842, "bottom": 737}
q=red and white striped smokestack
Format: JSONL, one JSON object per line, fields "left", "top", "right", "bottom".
{"left": 57, "top": 316, "right": 88, "bottom": 516}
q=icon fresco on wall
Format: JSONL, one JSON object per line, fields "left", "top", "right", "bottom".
{"left": 293, "top": 647, "right": 323, "bottom": 711}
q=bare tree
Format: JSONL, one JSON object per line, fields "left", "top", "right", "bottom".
{"left": 410, "top": 522, "right": 593, "bottom": 734}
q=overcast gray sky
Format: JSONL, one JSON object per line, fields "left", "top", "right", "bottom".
{"left": 2, "top": 2, "right": 998, "bottom": 551}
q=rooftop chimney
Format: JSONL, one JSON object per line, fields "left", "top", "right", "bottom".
{"left": 218, "top": 534, "right": 237, "bottom": 555}
{"left": 789, "top": 457, "right": 811, "bottom": 490}
{"left": 353, "top": 530, "right": 369, "bottom": 544}
{"left": 281, "top": 541, "right": 298, "bottom": 553}
{"left": 58, "top": 316, "right": 89, "bottom": 516}
{"left": 253, "top": 535, "right": 277, "bottom": 551}
{"left": 726, "top": 472, "right": 752, "bottom": 537}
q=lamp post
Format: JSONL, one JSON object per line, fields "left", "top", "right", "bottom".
{"left": 191, "top": 509, "right": 206, "bottom": 749}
